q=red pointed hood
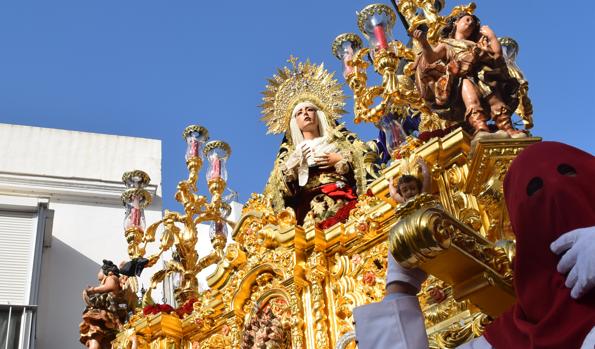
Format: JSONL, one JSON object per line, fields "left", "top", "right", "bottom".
{"left": 485, "top": 141, "right": 595, "bottom": 348}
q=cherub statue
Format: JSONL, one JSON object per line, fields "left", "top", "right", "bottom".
{"left": 412, "top": 12, "right": 526, "bottom": 139}
{"left": 388, "top": 157, "right": 431, "bottom": 204}
{"left": 79, "top": 260, "right": 137, "bottom": 349}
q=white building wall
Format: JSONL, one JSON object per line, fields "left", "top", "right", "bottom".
{"left": 0, "top": 123, "right": 163, "bottom": 349}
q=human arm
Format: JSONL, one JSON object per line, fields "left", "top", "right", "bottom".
{"left": 282, "top": 145, "right": 311, "bottom": 182}
{"left": 550, "top": 226, "right": 595, "bottom": 299}
{"left": 413, "top": 29, "right": 447, "bottom": 64}
{"left": 314, "top": 152, "right": 343, "bottom": 168}
{"left": 86, "top": 275, "right": 120, "bottom": 295}
{"left": 384, "top": 254, "right": 490, "bottom": 346}
{"left": 386, "top": 253, "right": 427, "bottom": 295}
{"left": 417, "top": 157, "right": 431, "bottom": 193}
{"left": 478, "top": 25, "right": 502, "bottom": 59}
{"left": 354, "top": 250, "right": 493, "bottom": 349}
{"left": 315, "top": 145, "right": 352, "bottom": 175}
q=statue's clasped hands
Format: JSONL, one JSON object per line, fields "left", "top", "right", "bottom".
{"left": 479, "top": 25, "right": 495, "bottom": 38}
{"left": 315, "top": 152, "right": 342, "bottom": 168}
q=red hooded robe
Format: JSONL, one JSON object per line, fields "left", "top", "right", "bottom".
{"left": 484, "top": 141, "right": 595, "bottom": 348}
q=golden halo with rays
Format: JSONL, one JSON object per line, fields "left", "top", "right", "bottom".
{"left": 260, "top": 56, "right": 347, "bottom": 135}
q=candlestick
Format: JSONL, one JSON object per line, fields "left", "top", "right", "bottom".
{"left": 208, "top": 154, "right": 222, "bottom": 180}
{"left": 183, "top": 125, "right": 209, "bottom": 161}
{"left": 373, "top": 24, "right": 389, "bottom": 50}
{"left": 332, "top": 33, "right": 364, "bottom": 79}
{"left": 356, "top": 4, "right": 396, "bottom": 55}
{"left": 342, "top": 48, "right": 355, "bottom": 77}
{"left": 203, "top": 140, "right": 231, "bottom": 182}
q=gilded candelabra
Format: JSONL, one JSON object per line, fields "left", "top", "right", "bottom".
{"left": 121, "top": 170, "right": 153, "bottom": 259}
{"left": 332, "top": 2, "right": 476, "bottom": 128}
{"left": 121, "top": 125, "right": 233, "bottom": 304}
{"left": 332, "top": 4, "right": 431, "bottom": 125}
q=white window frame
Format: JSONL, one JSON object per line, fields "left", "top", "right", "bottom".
{"left": 0, "top": 196, "right": 53, "bottom": 349}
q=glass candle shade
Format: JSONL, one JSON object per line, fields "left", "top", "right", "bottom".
{"left": 377, "top": 115, "right": 407, "bottom": 154}
{"left": 183, "top": 125, "right": 209, "bottom": 161}
{"left": 122, "top": 170, "right": 151, "bottom": 189}
{"left": 357, "top": 4, "right": 397, "bottom": 54}
{"left": 124, "top": 201, "right": 146, "bottom": 231}
{"left": 332, "top": 33, "right": 363, "bottom": 78}
{"left": 220, "top": 202, "right": 232, "bottom": 219}
{"left": 499, "top": 37, "right": 519, "bottom": 66}
{"left": 203, "top": 141, "right": 231, "bottom": 182}
{"left": 209, "top": 220, "right": 228, "bottom": 241}
{"left": 121, "top": 188, "right": 152, "bottom": 232}
{"left": 172, "top": 272, "right": 181, "bottom": 289}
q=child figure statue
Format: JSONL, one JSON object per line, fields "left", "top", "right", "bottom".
{"left": 388, "top": 157, "right": 431, "bottom": 204}
{"left": 79, "top": 260, "right": 129, "bottom": 349}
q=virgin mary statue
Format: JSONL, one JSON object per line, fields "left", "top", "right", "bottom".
{"left": 261, "top": 59, "right": 377, "bottom": 228}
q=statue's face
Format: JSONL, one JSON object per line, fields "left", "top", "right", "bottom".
{"left": 455, "top": 15, "right": 476, "bottom": 39}
{"left": 295, "top": 105, "right": 320, "bottom": 135}
{"left": 97, "top": 269, "right": 105, "bottom": 282}
{"left": 399, "top": 180, "right": 420, "bottom": 201}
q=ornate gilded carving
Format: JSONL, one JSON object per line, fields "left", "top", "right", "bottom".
{"left": 465, "top": 137, "right": 541, "bottom": 241}
{"left": 306, "top": 252, "right": 330, "bottom": 349}
{"left": 430, "top": 312, "right": 491, "bottom": 349}
{"left": 398, "top": 1, "right": 477, "bottom": 43}
{"left": 288, "top": 286, "right": 306, "bottom": 349}
{"left": 113, "top": 123, "right": 535, "bottom": 349}
{"left": 329, "top": 243, "right": 388, "bottom": 345}
{"left": 112, "top": 1, "right": 541, "bottom": 345}
{"left": 389, "top": 199, "right": 514, "bottom": 316}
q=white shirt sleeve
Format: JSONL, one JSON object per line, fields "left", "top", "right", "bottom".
{"left": 581, "top": 326, "right": 595, "bottom": 349}
{"left": 353, "top": 293, "right": 493, "bottom": 349}
{"left": 353, "top": 293, "right": 428, "bottom": 349}
{"left": 354, "top": 294, "right": 593, "bottom": 349}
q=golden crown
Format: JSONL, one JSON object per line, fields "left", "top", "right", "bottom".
{"left": 260, "top": 56, "right": 347, "bottom": 135}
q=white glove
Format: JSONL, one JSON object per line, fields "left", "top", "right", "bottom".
{"left": 386, "top": 253, "right": 427, "bottom": 293}
{"left": 550, "top": 226, "right": 595, "bottom": 299}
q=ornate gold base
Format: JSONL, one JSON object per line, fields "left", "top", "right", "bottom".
{"left": 115, "top": 129, "right": 536, "bottom": 348}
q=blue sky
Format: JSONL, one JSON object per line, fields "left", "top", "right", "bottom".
{"left": 0, "top": 0, "right": 593, "bottom": 210}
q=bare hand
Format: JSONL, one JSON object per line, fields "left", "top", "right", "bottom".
{"left": 479, "top": 25, "right": 495, "bottom": 38}
{"left": 302, "top": 147, "right": 311, "bottom": 160}
{"left": 477, "top": 36, "right": 489, "bottom": 51}
{"left": 416, "top": 157, "right": 429, "bottom": 174}
{"left": 299, "top": 143, "right": 312, "bottom": 158}
{"left": 412, "top": 29, "right": 427, "bottom": 43}
{"left": 82, "top": 289, "right": 91, "bottom": 303}
{"left": 315, "top": 152, "right": 342, "bottom": 168}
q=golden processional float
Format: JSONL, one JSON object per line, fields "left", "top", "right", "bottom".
{"left": 107, "top": 1, "right": 540, "bottom": 348}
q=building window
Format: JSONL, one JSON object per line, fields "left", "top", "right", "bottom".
{"left": 0, "top": 305, "right": 36, "bottom": 349}
{"left": 0, "top": 206, "right": 47, "bottom": 349}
